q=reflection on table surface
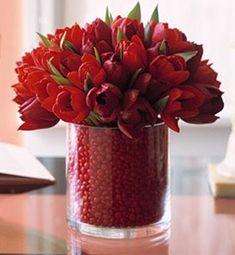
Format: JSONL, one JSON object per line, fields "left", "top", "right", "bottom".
{"left": 68, "top": 229, "right": 169, "bottom": 255}
{"left": 0, "top": 157, "right": 234, "bottom": 255}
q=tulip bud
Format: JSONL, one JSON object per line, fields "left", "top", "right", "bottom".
{"left": 103, "top": 60, "right": 130, "bottom": 91}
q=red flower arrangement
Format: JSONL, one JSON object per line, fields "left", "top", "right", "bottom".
{"left": 13, "top": 3, "right": 224, "bottom": 138}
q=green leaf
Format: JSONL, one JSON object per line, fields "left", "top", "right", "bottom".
{"left": 51, "top": 75, "right": 74, "bottom": 86}
{"left": 105, "top": 6, "right": 111, "bottom": 25}
{"left": 117, "top": 29, "right": 124, "bottom": 42}
{"left": 130, "top": 68, "right": 142, "bottom": 88}
{"left": 128, "top": 2, "right": 141, "bottom": 21}
{"left": 144, "top": 22, "right": 151, "bottom": 46}
{"left": 64, "top": 40, "right": 77, "bottom": 53}
{"left": 87, "top": 111, "right": 101, "bottom": 126}
{"left": 116, "top": 28, "right": 122, "bottom": 43}
{"left": 175, "top": 51, "right": 198, "bottom": 62}
{"left": 92, "top": 111, "right": 101, "bottom": 120}
{"left": 48, "top": 59, "right": 75, "bottom": 87}
{"left": 109, "top": 12, "right": 113, "bottom": 23}
{"left": 93, "top": 47, "right": 101, "bottom": 64}
{"left": 159, "top": 40, "right": 167, "bottom": 54}
{"left": 118, "top": 44, "right": 123, "bottom": 61}
{"left": 48, "top": 59, "right": 62, "bottom": 77}
{"left": 153, "top": 96, "right": 169, "bottom": 114}
{"left": 60, "top": 31, "right": 67, "bottom": 49}
{"left": 150, "top": 5, "right": 159, "bottom": 23}
{"left": 84, "top": 117, "right": 93, "bottom": 126}
{"left": 84, "top": 73, "right": 93, "bottom": 93}
{"left": 37, "top": 32, "right": 53, "bottom": 47}
{"left": 116, "top": 28, "right": 127, "bottom": 43}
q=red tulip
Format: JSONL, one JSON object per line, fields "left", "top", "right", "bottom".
{"left": 67, "top": 53, "right": 106, "bottom": 89}
{"left": 118, "top": 89, "right": 157, "bottom": 138}
{"left": 13, "top": 80, "right": 59, "bottom": 131}
{"left": 12, "top": 83, "right": 33, "bottom": 105}
{"left": 191, "top": 60, "right": 221, "bottom": 88}
{"left": 96, "top": 41, "right": 113, "bottom": 58}
{"left": 85, "top": 18, "right": 112, "bottom": 46}
{"left": 151, "top": 22, "right": 192, "bottom": 54}
{"left": 146, "top": 55, "right": 189, "bottom": 103}
{"left": 18, "top": 98, "right": 59, "bottom": 130}
{"left": 31, "top": 47, "right": 61, "bottom": 72}
{"left": 150, "top": 22, "right": 203, "bottom": 75}
{"left": 59, "top": 51, "right": 81, "bottom": 76}
{"left": 120, "top": 35, "right": 147, "bottom": 73}
{"left": 150, "top": 55, "right": 189, "bottom": 85}
{"left": 49, "top": 23, "right": 83, "bottom": 51}
{"left": 133, "top": 73, "right": 152, "bottom": 94}
{"left": 15, "top": 52, "right": 35, "bottom": 82}
{"left": 53, "top": 86, "right": 90, "bottom": 123}
{"left": 13, "top": 50, "right": 61, "bottom": 130}
{"left": 103, "top": 58, "right": 130, "bottom": 90}
{"left": 183, "top": 84, "right": 224, "bottom": 124}
{"left": 34, "top": 76, "right": 61, "bottom": 112}
{"left": 82, "top": 19, "right": 113, "bottom": 55}
{"left": 147, "top": 42, "right": 161, "bottom": 63}
{"left": 161, "top": 86, "right": 205, "bottom": 132}
{"left": 186, "top": 44, "right": 203, "bottom": 76}
{"left": 111, "top": 16, "right": 144, "bottom": 44}
{"left": 86, "top": 83, "right": 122, "bottom": 122}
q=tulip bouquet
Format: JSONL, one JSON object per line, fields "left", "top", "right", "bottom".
{"left": 13, "top": 3, "right": 224, "bottom": 138}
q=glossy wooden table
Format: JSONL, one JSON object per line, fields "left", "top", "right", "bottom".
{"left": 0, "top": 157, "right": 235, "bottom": 255}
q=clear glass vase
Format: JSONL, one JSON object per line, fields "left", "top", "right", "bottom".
{"left": 67, "top": 123, "right": 170, "bottom": 240}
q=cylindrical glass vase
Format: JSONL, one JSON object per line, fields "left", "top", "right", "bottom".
{"left": 67, "top": 124, "right": 170, "bottom": 240}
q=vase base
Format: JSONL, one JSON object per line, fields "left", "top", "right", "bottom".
{"left": 68, "top": 219, "right": 170, "bottom": 241}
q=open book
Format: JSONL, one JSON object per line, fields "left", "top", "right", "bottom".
{"left": 0, "top": 143, "right": 55, "bottom": 193}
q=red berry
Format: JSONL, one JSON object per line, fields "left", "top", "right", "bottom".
{"left": 67, "top": 124, "right": 168, "bottom": 227}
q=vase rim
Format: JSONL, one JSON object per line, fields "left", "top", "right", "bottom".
{"left": 68, "top": 122, "right": 165, "bottom": 130}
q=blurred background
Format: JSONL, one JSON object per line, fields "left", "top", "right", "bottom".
{"left": 0, "top": 0, "right": 233, "bottom": 158}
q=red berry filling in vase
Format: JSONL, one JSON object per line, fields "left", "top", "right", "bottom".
{"left": 67, "top": 124, "right": 169, "bottom": 230}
